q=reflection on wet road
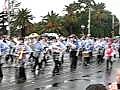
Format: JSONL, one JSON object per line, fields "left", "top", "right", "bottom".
{"left": 0, "top": 57, "right": 120, "bottom": 90}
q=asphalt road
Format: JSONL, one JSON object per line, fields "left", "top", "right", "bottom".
{"left": 0, "top": 54, "right": 120, "bottom": 90}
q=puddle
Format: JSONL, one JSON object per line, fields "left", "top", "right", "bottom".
{"left": 82, "top": 75, "right": 91, "bottom": 77}
{"left": 68, "top": 78, "right": 91, "bottom": 82}
{"left": 34, "top": 88, "right": 40, "bottom": 90}
{"left": 52, "top": 82, "right": 60, "bottom": 87}
{"left": 96, "top": 70, "right": 103, "bottom": 73}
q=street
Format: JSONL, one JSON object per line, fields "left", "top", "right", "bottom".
{"left": 0, "top": 54, "right": 120, "bottom": 90}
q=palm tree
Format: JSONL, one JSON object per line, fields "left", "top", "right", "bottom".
{"left": 41, "top": 10, "right": 63, "bottom": 34}
{"left": 92, "top": 3, "right": 107, "bottom": 24}
{"left": 78, "top": 0, "right": 96, "bottom": 7}
{"left": 13, "top": 8, "right": 33, "bottom": 37}
{"left": 63, "top": 2, "right": 79, "bottom": 34}
{"left": 91, "top": 2, "right": 113, "bottom": 37}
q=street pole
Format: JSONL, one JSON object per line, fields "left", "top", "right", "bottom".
{"left": 88, "top": 7, "right": 91, "bottom": 34}
{"left": 112, "top": 15, "right": 115, "bottom": 38}
{"left": 7, "top": 0, "right": 11, "bottom": 37}
{"left": 112, "top": 15, "right": 115, "bottom": 31}
{"left": 119, "top": 22, "right": 120, "bottom": 35}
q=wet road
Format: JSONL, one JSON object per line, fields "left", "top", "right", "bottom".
{"left": 0, "top": 54, "right": 120, "bottom": 90}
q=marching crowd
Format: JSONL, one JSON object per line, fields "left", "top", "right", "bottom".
{"left": 0, "top": 34, "right": 120, "bottom": 89}
{"left": 0, "top": 34, "right": 120, "bottom": 71}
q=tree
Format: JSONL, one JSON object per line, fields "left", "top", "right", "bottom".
{"left": 34, "top": 0, "right": 120, "bottom": 37}
{"left": 92, "top": 3, "right": 107, "bottom": 24}
{"left": 90, "top": 2, "right": 119, "bottom": 37}
{"left": 6, "top": 0, "right": 21, "bottom": 36}
{"left": 41, "top": 11, "right": 63, "bottom": 34}
{"left": 63, "top": 1, "right": 79, "bottom": 35}
{"left": 78, "top": 0, "right": 96, "bottom": 7}
{"left": 13, "top": 8, "right": 33, "bottom": 37}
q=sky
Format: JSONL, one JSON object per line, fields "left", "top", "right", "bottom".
{"left": 0, "top": 0, "right": 120, "bottom": 22}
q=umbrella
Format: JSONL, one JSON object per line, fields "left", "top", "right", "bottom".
{"left": 28, "top": 33, "right": 39, "bottom": 38}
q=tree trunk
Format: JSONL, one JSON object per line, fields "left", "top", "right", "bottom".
{"left": 21, "top": 26, "right": 26, "bottom": 37}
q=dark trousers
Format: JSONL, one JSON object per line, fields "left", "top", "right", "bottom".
{"left": 19, "top": 66, "right": 26, "bottom": 80}
{"left": 70, "top": 51, "right": 78, "bottom": 69}
{"left": 106, "top": 56, "right": 113, "bottom": 68}
{"left": 89, "top": 52, "right": 92, "bottom": 57}
{"left": 42, "top": 55, "right": 47, "bottom": 65}
{"left": 61, "top": 54, "right": 64, "bottom": 64}
{"left": 83, "top": 57, "right": 90, "bottom": 66}
{"left": 70, "top": 56, "right": 78, "bottom": 69}
{"left": 118, "top": 49, "right": 120, "bottom": 58}
{"left": 0, "top": 64, "right": 3, "bottom": 78}
{"left": 0, "top": 56, "right": 3, "bottom": 78}
{"left": 97, "top": 55, "right": 104, "bottom": 64}
{"left": 5, "top": 54, "right": 14, "bottom": 64}
{"left": 52, "top": 52, "right": 61, "bottom": 73}
{"left": 33, "top": 57, "right": 41, "bottom": 70}
{"left": 53, "top": 60, "right": 61, "bottom": 73}
{"left": 79, "top": 51, "right": 82, "bottom": 63}
{"left": 15, "top": 66, "right": 26, "bottom": 83}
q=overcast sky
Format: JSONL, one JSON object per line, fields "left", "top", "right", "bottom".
{"left": 0, "top": 0, "right": 120, "bottom": 22}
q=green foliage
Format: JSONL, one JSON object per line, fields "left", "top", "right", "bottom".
{"left": 10, "top": 0, "right": 120, "bottom": 37}
{"left": 13, "top": 8, "right": 33, "bottom": 37}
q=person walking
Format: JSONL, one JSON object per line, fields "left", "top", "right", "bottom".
{"left": 68, "top": 34, "right": 79, "bottom": 70}
{"left": 15, "top": 38, "right": 32, "bottom": 82}
{"left": 104, "top": 45, "right": 113, "bottom": 70}
{"left": 32, "top": 37, "right": 43, "bottom": 71}
{"left": 51, "top": 38, "right": 63, "bottom": 74}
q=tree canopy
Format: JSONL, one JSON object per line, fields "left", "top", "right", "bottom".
{"left": 3, "top": 0, "right": 119, "bottom": 37}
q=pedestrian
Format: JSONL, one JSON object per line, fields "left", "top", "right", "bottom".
{"left": 97, "top": 47, "right": 105, "bottom": 64}
{"left": 15, "top": 37, "right": 32, "bottom": 81}
{"left": 5, "top": 37, "right": 16, "bottom": 65}
{"left": 68, "top": 34, "right": 79, "bottom": 70}
{"left": 40, "top": 37, "right": 49, "bottom": 67}
{"left": 51, "top": 38, "right": 63, "bottom": 74}
{"left": 104, "top": 45, "right": 113, "bottom": 70}
{"left": 32, "top": 37, "right": 43, "bottom": 71}
{"left": 58, "top": 36, "right": 66, "bottom": 64}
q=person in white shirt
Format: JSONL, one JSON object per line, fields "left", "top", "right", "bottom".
{"left": 4, "top": 37, "right": 16, "bottom": 65}
{"left": 67, "top": 35, "right": 79, "bottom": 70}
{"left": 51, "top": 38, "right": 64, "bottom": 74}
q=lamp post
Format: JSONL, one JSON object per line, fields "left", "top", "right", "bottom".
{"left": 7, "top": 0, "right": 11, "bottom": 37}
{"left": 119, "top": 22, "right": 120, "bottom": 35}
{"left": 112, "top": 15, "right": 115, "bottom": 31}
{"left": 112, "top": 14, "right": 115, "bottom": 38}
{"left": 88, "top": 7, "right": 91, "bottom": 34}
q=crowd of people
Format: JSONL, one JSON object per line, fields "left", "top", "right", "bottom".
{"left": 0, "top": 34, "right": 120, "bottom": 89}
